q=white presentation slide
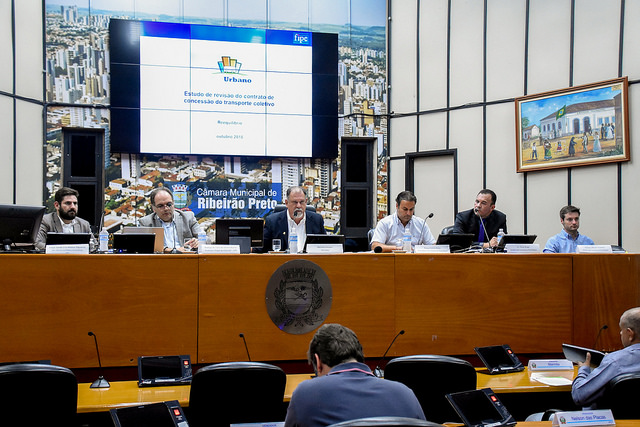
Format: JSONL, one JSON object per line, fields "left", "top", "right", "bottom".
{"left": 138, "top": 33, "right": 313, "bottom": 156}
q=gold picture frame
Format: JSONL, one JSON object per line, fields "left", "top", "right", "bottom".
{"left": 515, "top": 77, "right": 629, "bottom": 173}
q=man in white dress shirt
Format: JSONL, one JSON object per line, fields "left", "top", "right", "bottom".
{"left": 371, "top": 190, "right": 435, "bottom": 253}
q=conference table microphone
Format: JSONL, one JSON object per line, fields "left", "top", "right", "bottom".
{"left": 88, "top": 331, "right": 110, "bottom": 388}
{"left": 239, "top": 333, "right": 252, "bottom": 362}
{"left": 593, "top": 324, "right": 608, "bottom": 350}
{"left": 475, "top": 208, "right": 493, "bottom": 252}
{"left": 418, "top": 213, "right": 434, "bottom": 245}
{"left": 373, "top": 330, "right": 405, "bottom": 378}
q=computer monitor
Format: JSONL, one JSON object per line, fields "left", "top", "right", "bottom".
{"left": 303, "top": 234, "right": 345, "bottom": 252}
{"left": 436, "top": 233, "right": 475, "bottom": 252}
{"left": 215, "top": 219, "right": 264, "bottom": 253}
{"left": 46, "top": 232, "right": 92, "bottom": 246}
{"left": 0, "top": 204, "right": 46, "bottom": 250}
{"left": 496, "top": 234, "right": 537, "bottom": 251}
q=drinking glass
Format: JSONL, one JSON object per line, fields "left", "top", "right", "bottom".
{"left": 272, "top": 239, "right": 282, "bottom": 252}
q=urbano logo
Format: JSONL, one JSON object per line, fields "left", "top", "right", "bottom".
{"left": 293, "top": 33, "right": 310, "bottom": 45}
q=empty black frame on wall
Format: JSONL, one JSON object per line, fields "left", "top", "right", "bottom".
{"left": 405, "top": 148, "right": 458, "bottom": 217}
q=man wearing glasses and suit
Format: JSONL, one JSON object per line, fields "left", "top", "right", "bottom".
{"left": 139, "top": 187, "right": 203, "bottom": 253}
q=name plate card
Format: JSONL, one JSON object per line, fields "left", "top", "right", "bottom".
{"left": 306, "top": 244, "right": 343, "bottom": 254}
{"left": 528, "top": 359, "right": 574, "bottom": 371}
{"left": 199, "top": 244, "right": 240, "bottom": 254}
{"left": 414, "top": 245, "right": 450, "bottom": 253}
{"left": 504, "top": 243, "right": 540, "bottom": 253}
{"left": 552, "top": 410, "right": 615, "bottom": 426}
{"left": 45, "top": 244, "right": 90, "bottom": 254}
{"left": 576, "top": 245, "right": 613, "bottom": 254}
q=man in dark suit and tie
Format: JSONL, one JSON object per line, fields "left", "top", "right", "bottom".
{"left": 260, "top": 186, "right": 325, "bottom": 253}
{"left": 453, "top": 189, "right": 507, "bottom": 249}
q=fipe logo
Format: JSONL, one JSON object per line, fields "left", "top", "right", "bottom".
{"left": 293, "top": 33, "right": 310, "bottom": 45}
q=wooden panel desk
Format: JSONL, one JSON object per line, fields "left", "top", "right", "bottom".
{"left": 197, "top": 254, "right": 396, "bottom": 363}
{"left": 0, "top": 254, "right": 199, "bottom": 368}
{"left": 1, "top": 253, "right": 638, "bottom": 367}
{"left": 394, "top": 254, "right": 574, "bottom": 355}
{"left": 476, "top": 367, "right": 576, "bottom": 393}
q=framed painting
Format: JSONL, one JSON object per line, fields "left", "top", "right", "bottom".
{"left": 515, "top": 77, "right": 629, "bottom": 172}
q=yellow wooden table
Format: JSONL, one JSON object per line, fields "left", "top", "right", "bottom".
{"left": 78, "top": 368, "right": 575, "bottom": 413}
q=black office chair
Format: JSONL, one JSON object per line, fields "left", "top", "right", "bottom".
{"left": 384, "top": 355, "right": 477, "bottom": 424}
{"left": 599, "top": 371, "right": 640, "bottom": 419}
{"left": 440, "top": 225, "right": 455, "bottom": 235}
{"left": 368, "top": 228, "right": 376, "bottom": 250}
{"left": 328, "top": 416, "right": 443, "bottom": 427}
{"left": 0, "top": 363, "right": 78, "bottom": 425}
{"left": 188, "top": 361, "right": 286, "bottom": 427}
{"left": 273, "top": 204, "right": 316, "bottom": 213}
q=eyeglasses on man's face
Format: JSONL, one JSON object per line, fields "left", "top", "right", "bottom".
{"left": 154, "top": 202, "right": 173, "bottom": 209}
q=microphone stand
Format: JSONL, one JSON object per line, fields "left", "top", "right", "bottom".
{"left": 239, "top": 333, "right": 252, "bottom": 361}
{"left": 88, "top": 331, "right": 110, "bottom": 388}
{"left": 373, "top": 330, "right": 405, "bottom": 378}
{"left": 418, "top": 213, "right": 434, "bottom": 245}
{"left": 475, "top": 209, "right": 494, "bottom": 252}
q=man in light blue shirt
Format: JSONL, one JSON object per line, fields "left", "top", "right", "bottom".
{"left": 572, "top": 307, "right": 640, "bottom": 408}
{"left": 371, "top": 191, "right": 435, "bottom": 253}
{"left": 543, "top": 205, "right": 594, "bottom": 253}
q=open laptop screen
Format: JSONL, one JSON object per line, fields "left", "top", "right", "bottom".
{"left": 110, "top": 400, "right": 189, "bottom": 427}
{"left": 446, "top": 388, "right": 515, "bottom": 427}
{"left": 474, "top": 345, "right": 524, "bottom": 374}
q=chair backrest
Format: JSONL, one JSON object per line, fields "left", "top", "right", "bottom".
{"left": 600, "top": 372, "right": 640, "bottom": 419}
{"left": 0, "top": 363, "right": 78, "bottom": 425}
{"left": 384, "top": 355, "right": 477, "bottom": 424}
{"left": 188, "top": 361, "right": 287, "bottom": 427}
{"left": 328, "top": 416, "right": 443, "bottom": 427}
{"left": 273, "top": 204, "right": 316, "bottom": 213}
{"left": 440, "top": 225, "right": 455, "bottom": 235}
{"left": 367, "top": 228, "right": 376, "bottom": 249}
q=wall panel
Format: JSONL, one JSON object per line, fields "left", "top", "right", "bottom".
{"left": 0, "top": 0, "right": 12, "bottom": 93}
{"left": 571, "top": 164, "right": 618, "bottom": 246}
{"left": 14, "top": 0, "right": 42, "bottom": 100}
{"left": 622, "top": 0, "right": 640, "bottom": 80}
{"left": 449, "top": 0, "right": 483, "bottom": 106}
{"left": 418, "top": 112, "right": 447, "bottom": 152}
{"left": 573, "top": 0, "right": 621, "bottom": 86}
{"left": 389, "top": 157, "right": 406, "bottom": 200}
{"left": 15, "top": 100, "right": 43, "bottom": 205}
{"left": 485, "top": 103, "right": 524, "bottom": 233}
{"left": 0, "top": 96, "right": 13, "bottom": 203}
{"left": 527, "top": 169, "right": 569, "bottom": 249}
{"left": 390, "top": 115, "right": 417, "bottom": 157}
{"left": 413, "top": 155, "right": 455, "bottom": 234}
{"left": 486, "top": 0, "right": 525, "bottom": 102}
{"left": 389, "top": 0, "right": 417, "bottom": 114}
{"left": 449, "top": 106, "right": 483, "bottom": 208}
{"left": 621, "top": 84, "right": 640, "bottom": 252}
{"left": 527, "top": 0, "right": 571, "bottom": 94}
{"left": 418, "top": 0, "right": 448, "bottom": 111}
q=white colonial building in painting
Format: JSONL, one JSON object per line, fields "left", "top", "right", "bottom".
{"left": 539, "top": 99, "right": 616, "bottom": 139}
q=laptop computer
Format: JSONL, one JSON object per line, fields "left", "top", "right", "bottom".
{"left": 474, "top": 345, "right": 524, "bottom": 374}
{"left": 46, "top": 232, "right": 91, "bottom": 245}
{"left": 138, "top": 355, "right": 192, "bottom": 387}
{"left": 112, "top": 233, "right": 155, "bottom": 254}
{"left": 122, "top": 226, "right": 164, "bottom": 253}
{"left": 446, "top": 388, "right": 516, "bottom": 427}
{"left": 435, "top": 234, "right": 475, "bottom": 252}
{"left": 562, "top": 343, "right": 606, "bottom": 367}
{"left": 110, "top": 400, "right": 189, "bottom": 427}
{"left": 495, "top": 234, "right": 537, "bottom": 251}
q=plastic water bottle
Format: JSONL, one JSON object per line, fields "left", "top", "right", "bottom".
{"left": 289, "top": 230, "right": 298, "bottom": 254}
{"left": 99, "top": 228, "right": 109, "bottom": 252}
{"left": 497, "top": 228, "right": 505, "bottom": 245}
{"left": 402, "top": 231, "right": 412, "bottom": 253}
{"left": 197, "top": 230, "right": 207, "bottom": 254}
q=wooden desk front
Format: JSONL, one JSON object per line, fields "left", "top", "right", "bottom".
{"left": 0, "top": 253, "right": 637, "bottom": 367}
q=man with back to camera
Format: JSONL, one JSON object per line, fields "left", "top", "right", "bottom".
{"left": 543, "top": 205, "right": 594, "bottom": 253}
{"left": 284, "top": 323, "right": 426, "bottom": 427}
{"left": 139, "top": 187, "right": 203, "bottom": 253}
{"left": 371, "top": 190, "right": 435, "bottom": 253}
{"left": 453, "top": 189, "right": 507, "bottom": 249}
{"left": 260, "top": 186, "right": 325, "bottom": 253}
{"left": 571, "top": 307, "right": 640, "bottom": 408}
{"left": 35, "top": 186, "right": 96, "bottom": 251}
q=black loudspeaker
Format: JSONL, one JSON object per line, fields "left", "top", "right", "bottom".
{"left": 340, "top": 137, "right": 375, "bottom": 251}
{"left": 62, "top": 128, "right": 104, "bottom": 228}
